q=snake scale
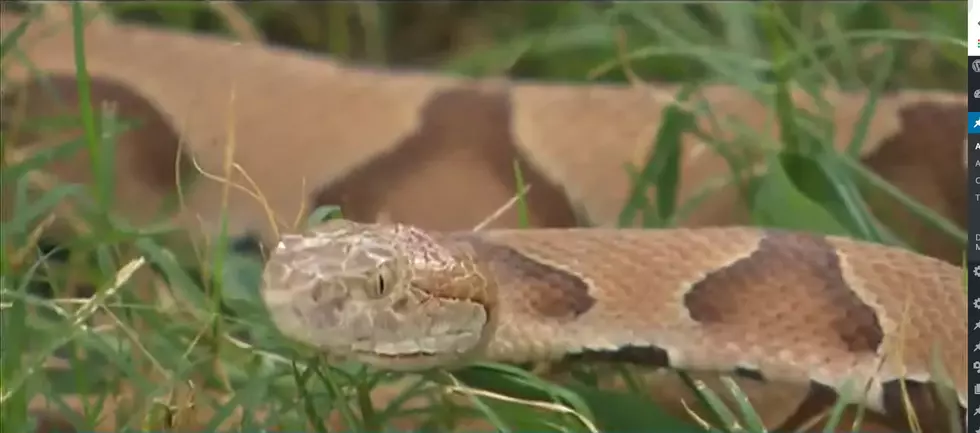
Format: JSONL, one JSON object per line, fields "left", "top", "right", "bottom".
{"left": 260, "top": 219, "right": 966, "bottom": 433}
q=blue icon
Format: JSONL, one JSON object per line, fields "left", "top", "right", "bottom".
{"left": 970, "top": 112, "right": 980, "bottom": 133}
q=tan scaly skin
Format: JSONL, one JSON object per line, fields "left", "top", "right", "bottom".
{"left": 0, "top": 6, "right": 967, "bottom": 266}
{"left": 261, "top": 219, "right": 966, "bottom": 433}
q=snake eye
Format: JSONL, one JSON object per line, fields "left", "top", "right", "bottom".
{"left": 372, "top": 266, "right": 397, "bottom": 298}
{"left": 374, "top": 274, "right": 388, "bottom": 298}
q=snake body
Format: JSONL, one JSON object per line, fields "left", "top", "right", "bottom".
{"left": 263, "top": 219, "right": 965, "bottom": 432}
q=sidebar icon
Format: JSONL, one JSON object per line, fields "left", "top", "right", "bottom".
{"left": 970, "top": 54, "right": 980, "bottom": 433}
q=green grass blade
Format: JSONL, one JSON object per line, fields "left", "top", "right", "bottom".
{"left": 617, "top": 82, "right": 697, "bottom": 228}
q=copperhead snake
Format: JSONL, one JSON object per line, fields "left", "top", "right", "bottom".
{"left": 2, "top": 5, "right": 968, "bottom": 433}
{"left": 259, "top": 218, "right": 966, "bottom": 433}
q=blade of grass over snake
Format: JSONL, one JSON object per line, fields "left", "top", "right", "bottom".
{"left": 845, "top": 45, "right": 895, "bottom": 157}
{"left": 0, "top": 252, "right": 37, "bottom": 433}
{"left": 511, "top": 159, "right": 530, "bottom": 228}
{"left": 305, "top": 205, "right": 343, "bottom": 229}
{"left": 616, "top": 4, "right": 771, "bottom": 91}
{"left": 453, "top": 363, "right": 594, "bottom": 421}
{"left": 817, "top": 3, "right": 865, "bottom": 89}
{"left": 69, "top": 1, "right": 111, "bottom": 210}
{"left": 307, "top": 358, "right": 365, "bottom": 431}
{"left": 373, "top": 375, "right": 436, "bottom": 420}
{"left": 777, "top": 133, "right": 887, "bottom": 242}
{"left": 785, "top": 29, "right": 966, "bottom": 64}
{"left": 586, "top": 45, "right": 772, "bottom": 82}
{"left": 6, "top": 256, "right": 146, "bottom": 408}
{"left": 720, "top": 377, "right": 766, "bottom": 433}
{"left": 676, "top": 372, "right": 730, "bottom": 432}
{"left": 761, "top": 3, "right": 817, "bottom": 157}
{"left": 0, "top": 4, "right": 38, "bottom": 63}
{"left": 201, "top": 368, "right": 274, "bottom": 432}
{"left": 133, "top": 238, "right": 210, "bottom": 310}
{"left": 434, "top": 371, "right": 514, "bottom": 433}
{"left": 356, "top": 378, "right": 385, "bottom": 431}
{"left": 1, "top": 136, "right": 93, "bottom": 185}
{"left": 558, "top": 380, "right": 703, "bottom": 432}
{"left": 763, "top": 2, "right": 836, "bottom": 90}
{"left": 762, "top": 5, "right": 886, "bottom": 243}
{"left": 4, "top": 183, "right": 85, "bottom": 234}
{"left": 649, "top": 87, "right": 687, "bottom": 226}
{"left": 928, "top": 345, "right": 966, "bottom": 433}
{"left": 716, "top": 3, "right": 762, "bottom": 82}
{"left": 616, "top": 3, "right": 716, "bottom": 46}
{"left": 673, "top": 96, "right": 762, "bottom": 227}
{"left": 915, "top": 3, "right": 968, "bottom": 64}
{"left": 820, "top": 379, "right": 856, "bottom": 433}
{"left": 94, "top": 103, "right": 121, "bottom": 230}
{"left": 616, "top": 82, "right": 696, "bottom": 228}
{"left": 750, "top": 155, "right": 849, "bottom": 235}
{"left": 841, "top": 157, "right": 967, "bottom": 243}
{"left": 686, "top": 377, "right": 744, "bottom": 432}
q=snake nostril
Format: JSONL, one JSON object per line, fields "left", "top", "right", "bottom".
{"left": 391, "top": 297, "right": 409, "bottom": 312}
{"left": 321, "top": 296, "right": 347, "bottom": 313}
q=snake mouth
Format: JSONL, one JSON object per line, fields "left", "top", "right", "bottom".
{"left": 345, "top": 327, "right": 489, "bottom": 371}
{"left": 349, "top": 349, "right": 472, "bottom": 372}
{"left": 357, "top": 351, "right": 438, "bottom": 360}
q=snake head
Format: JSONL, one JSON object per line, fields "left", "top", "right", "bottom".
{"left": 260, "top": 219, "right": 494, "bottom": 370}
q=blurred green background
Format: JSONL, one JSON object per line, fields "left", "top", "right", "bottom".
{"left": 52, "top": 1, "right": 966, "bottom": 89}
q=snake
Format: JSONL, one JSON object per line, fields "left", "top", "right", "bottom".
{"left": 258, "top": 218, "right": 966, "bottom": 433}
{"left": 0, "top": 6, "right": 966, "bottom": 433}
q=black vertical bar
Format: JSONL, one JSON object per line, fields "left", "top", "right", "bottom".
{"left": 969, "top": 54, "right": 980, "bottom": 433}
